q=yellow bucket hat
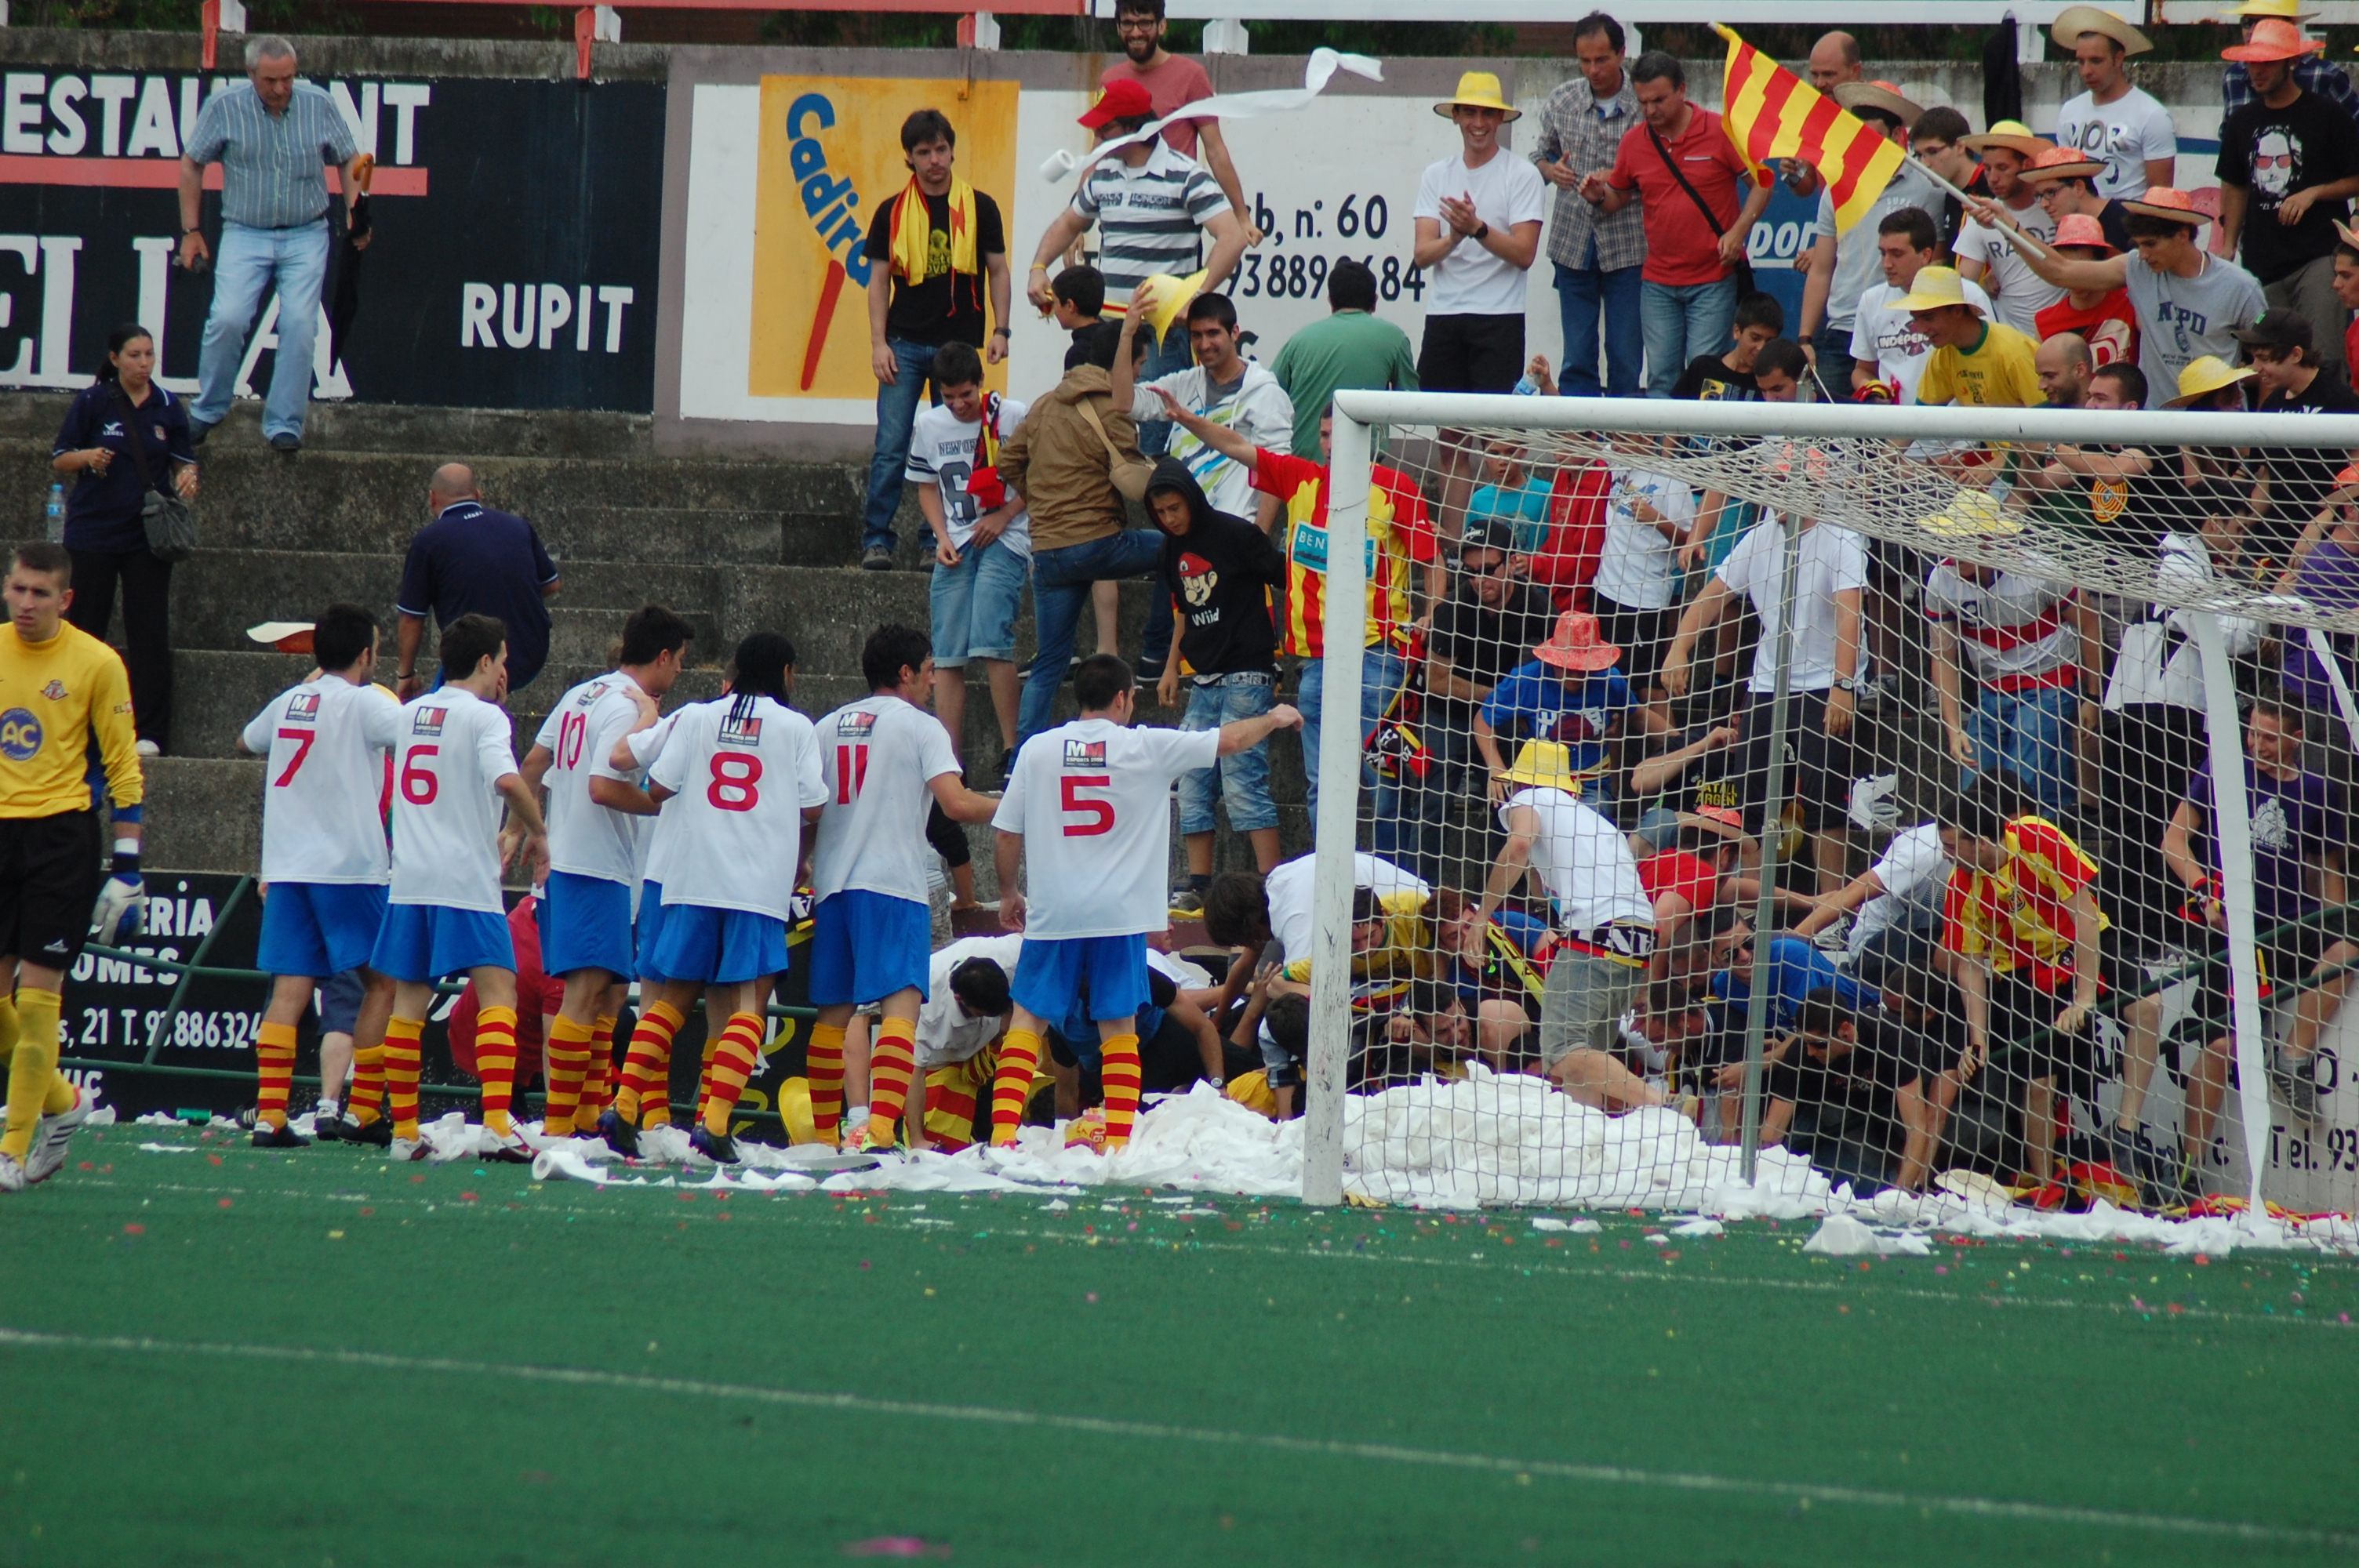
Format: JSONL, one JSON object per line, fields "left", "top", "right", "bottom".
{"left": 1499, "top": 739, "right": 1581, "bottom": 795}
{"left": 1919, "top": 488, "right": 2023, "bottom": 539}
{"left": 1895, "top": 266, "right": 1986, "bottom": 315}
{"left": 2166, "top": 354, "right": 2256, "bottom": 407}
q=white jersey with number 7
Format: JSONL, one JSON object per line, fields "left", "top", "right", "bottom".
{"left": 644, "top": 694, "right": 827, "bottom": 921}
{"left": 387, "top": 686, "right": 521, "bottom": 914}
{"left": 242, "top": 677, "right": 402, "bottom": 886}
{"left": 992, "top": 717, "right": 1218, "bottom": 940}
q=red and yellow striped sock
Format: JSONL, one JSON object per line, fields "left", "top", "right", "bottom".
{"left": 1100, "top": 1033, "right": 1142, "bottom": 1149}
{"left": 700, "top": 1013, "right": 765, "bottom": 1136}
{"left": 474, "top": 1006, "right": 519, "bottom": 1138}
{"left": 576, "top": 1014, "right": 617, "bottom": 1131}
{"left": 805, "top": 1022, "right": 847, "bottom": 1141}
{"left": 867, "top": 1018, "right": 918, "bottom": 1145}
{"left": 987, "top": 1029, "right": 1041, "bottom": 1148}
{"left": 613, "top": 1002, "right": 682, "bottom": 1126}
{"left": 696, "top": 1033, "right": 720, "bottom": 1112}
{"left": 255, "top": 1021, "right": 298, "bottom": 1131}
{"left": 384, "top": 1018, "right": 424, "bottom": 1139}
{"left": 543, "top": 1014, "right": 594, "bottom": 1134}
{"left": 347, "top": 1044, "right": 386, "bottom": 1127}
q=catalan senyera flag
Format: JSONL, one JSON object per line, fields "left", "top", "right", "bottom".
{"left": 1716, "top": 24, "right": 1908, "bottom": 234}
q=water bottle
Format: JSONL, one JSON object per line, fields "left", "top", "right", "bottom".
{"left": 1512, "top": 372, "right": 1541, "bottom": 397}
{"left": 44, "top": 482, "right": 64, "bottom": 543}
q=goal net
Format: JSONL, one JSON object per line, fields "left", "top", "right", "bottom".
{"left": 1293, "top": 392, "right": 2359, "bottom": 1221}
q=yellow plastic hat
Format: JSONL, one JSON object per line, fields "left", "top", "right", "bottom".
{"left": 1130, "top": 270, "right": 1208, "bottom": 339}
{"left": 1919, "top": 488, "right": 2023, "bottom": 539}
{"left": 1226, "top": 1069, "right": 1280, "bottom": 1118}
{"left": 1499, "top": 739, "right": 1582, "bottom": 795}
{"left": 1895, "top": 265, "right": 1986, "bottom": 315}
{"left": 776, "top": 1076, "right": 820, "bottom": 1148}
{"left": 2222, "top": 0, "right": 2318, "bottom": 20}
{"left": 1434, "top": 70, "right": 1521, "bottom": 121}
{"left": 2165, "top": 354, "right": 2256, "bottom": 407}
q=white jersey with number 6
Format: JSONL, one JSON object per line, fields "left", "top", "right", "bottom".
{"left": 534, "top": 670, "right": 653, "bottom": 886}
{"left": 242, "top": 677, "right": 402, "bottom": 885}
{"left": 645, "top": 695, "right": 827, "bottom": 921}
{"left": 387, "top": 687, "right": 522, "bottom": 914}
{"left": 992, "top": 717, "right": 1218, "bottom": 939}
{"left": 812, "top": 694, "right": 961, "bottom": 904}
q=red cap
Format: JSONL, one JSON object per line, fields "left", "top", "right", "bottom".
{"left": 1079, "top": 79, "right": 1155, "bottom": 129}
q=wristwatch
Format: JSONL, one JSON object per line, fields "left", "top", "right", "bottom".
{"left": 1473, "top": 221, "right": 1492, "bottom": 242}
{"left": 1834, "top": 675, "right": 1863, "bottom": 692}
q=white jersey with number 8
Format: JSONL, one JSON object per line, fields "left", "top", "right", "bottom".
{"left": 534, "top": 670, "right": 653, "bottom": 885}
{"left": 387, "top": 687, "right": 522, "bottom": 914}
{"left": 242, "top": 677, "right": 402, "bottom": 885}
{"left": 812, "top": 694, "right": 961, "bottom": 904}
{"left": 991, "top": 717, "right": 1218, "bottom": 939}
{"left": 645, "top": 695, "right": 827, "bottom": 921}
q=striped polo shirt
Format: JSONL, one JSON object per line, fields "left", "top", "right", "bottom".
{"left": 1070, "top": 140, "right": 1230, "bottom": 310}
{"left": 1921, "top": 561, "right": 2081, "bottom": 693}
{"left": 184, "top": 81, "right": 359, "bottom": 230}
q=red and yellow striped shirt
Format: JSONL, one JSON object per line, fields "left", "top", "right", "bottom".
{"left": 1252, "top": 450, "right": 1435, "bottom": 659}
{"left": 1942, "top": 815, "right": 2110, "bottom": 993}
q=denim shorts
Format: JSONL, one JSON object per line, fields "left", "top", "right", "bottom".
{"left": 929, "top": 535, "right": 1029, "bottom": 667}
{"left": 1177, "top": 671, "right": 1278, "bottom": 836}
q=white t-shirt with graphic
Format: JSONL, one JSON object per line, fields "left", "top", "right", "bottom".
{"left": 1130, "top": 362, "right": 1293, "bottom": 517}
{"left": 811, "top": 693, "right": 962, "bottom": 905}
{"left": 243, "top": 677, "right": 401, "bottom": 885}
{"left": 906, "top": 397, "right": 1032, "bottom": 561}
{"left": 1849, "top": 275, "right": 1996, "bottom": 405}
{"left": 993, "top": 717, "right": 1217, "bottom": 939}
{"left": 2054, "top": 86, "right": 2177, "bottom": 201}
{"left": 387, "top": 686, "right": 521, "bottom": 913}
{"left": 1953, "top": 205, "right": 2065, "bottom": 336}
{"left": 1592, "top": 467, "right": 1699, "bottom": 612}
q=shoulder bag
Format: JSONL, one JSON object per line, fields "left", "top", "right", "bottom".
{"left": 1077, "top": 395, "right": 1155, "bottom": 503}
{"left": 1648, "top": 124, "right": 1755, "bottom": 298}
{"left": 111, "top": 384, "right": 196, "bottom": 563}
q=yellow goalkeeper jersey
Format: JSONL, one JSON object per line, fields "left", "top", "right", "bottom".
{"left": 0, "top": 620, "right": 142, "bottom": 818}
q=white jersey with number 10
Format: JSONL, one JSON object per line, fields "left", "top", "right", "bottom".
{"left": 534, "top": 670, "right": 653, "bottom": 886}
{"left": 644, "top": 695, "right": 827, "bottom": 921}
{"left": 387, "top": 686, "right": 522, "bottom": 914}
{"left": 812, "top": 693, "right": 961, "bottom": 904}
{"left": 992, "top": 717, "right": 1218, "bottom": 940}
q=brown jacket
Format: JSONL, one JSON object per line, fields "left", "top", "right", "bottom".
{"left": 997, "top": 364, "right": 1143, "bottom": 553}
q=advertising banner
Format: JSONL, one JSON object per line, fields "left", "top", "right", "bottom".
{"left": 0, "top": 71, "right": 663, "bottom": 412}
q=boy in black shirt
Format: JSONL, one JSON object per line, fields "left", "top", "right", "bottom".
{"left": 1148, "top": 458, "right": 1291, "bottom": 897}
{"left": 1670, "top": 291, "right": 1784, "bottom": 402}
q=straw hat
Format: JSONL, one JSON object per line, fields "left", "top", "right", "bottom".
{"left": 1960, "top": 119, "right": 2053, "bottom": 157}
{"left": 2121, "top": 186, "right": 2208, "bottom": 228}
{"left": 2223, "top": 16, "right": 2327, "bottom": 58}
{"left": 2051, "top": 212, "right": 2119, "bottom": 254}
{"left": 1833, "top": 80, "right": 1925, "bottom": 129}
{"left": 1130, "top": 270, "right": 1209, "bottom": 339}
{"left": 1920, "top": 488, "right": 2023, "bottom": 539}
{"left": 1498, "top": 740, "right": 1581, "bottom": 794}
{"left": 1434, "top": 71, "right": 1520, "bottom": 121}
{"left": 2050, "top": 5, "right": 2154, "bottom": 53}
{"left": 2016, "top": 144, "right": 2107, "bottom": 185}
{"left": 1895, "top": 265, "right": 1986, "bottom": 315}
{"left": 2165, "top": 354, "right": 2256, "bottom": 407}
{"left": 2337, "top": 218, "right": 2359, "bottom": 250}
{"left": 2220, "top": 0, "right": 2319, "bottom": 22}
{"left": 1531, "top": 609, "right": 1621, "bottom": 672}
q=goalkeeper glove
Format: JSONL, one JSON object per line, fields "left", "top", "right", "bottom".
{"left": 90, "top": 839, "right": 144, "bottom": 946}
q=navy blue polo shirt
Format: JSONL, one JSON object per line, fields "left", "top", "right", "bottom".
{"left": 51, "top": 379, "right": 197, "bottom": 553}
{"left": 397, "top": 501, "right": 560, "bottom": 689}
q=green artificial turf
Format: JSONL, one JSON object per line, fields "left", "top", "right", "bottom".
{"left": 3, "top": 1122, "right": 2357, "bottom": 1566}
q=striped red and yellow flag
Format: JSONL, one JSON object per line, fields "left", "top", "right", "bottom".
{"left": 1716, "top": 24, "right": 1907, "bottom": 234}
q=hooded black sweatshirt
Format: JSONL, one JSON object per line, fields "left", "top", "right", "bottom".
{"left": 1148, "top": 456, "right": 1289, "bottom": 678}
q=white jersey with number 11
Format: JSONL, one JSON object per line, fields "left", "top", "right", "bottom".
{"left": 992, "top": 717, "right": 1217, "bottom": 940}
{"left": 812, "top": 693, "right": 961, "bottom": 904}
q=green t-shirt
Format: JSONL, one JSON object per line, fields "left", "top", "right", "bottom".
{"left": 1269, "top": 309, "right": 1421, "bottom": 461}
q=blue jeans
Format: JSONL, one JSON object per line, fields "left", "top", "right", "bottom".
{"left": 194, "top": 219, "right": 329, "bottom": 440}
{"left": 1961, "top": 683, "right": 2080, "bottom": 821}
{"left": 1132, "top": 323, "right": 1193, "bottom": 457}
{"left": 1640, "top": 277, "right": 1739, "bottom": 398}
{"left": 1554, "top": 256, "right": 1643, "bottom": 399}
{"left": 1370, "top": 721, "right": 1473, "bottom": 887}
{"left": 928, "top": 535, "right": 1030, "bottom": 666}
{"left": 1139, "top": 581, "right": 1176, "bottom": 674}
{"left": 1017, "top": 528, "right": 1165, "bottom": 748}
{"left": 861, "top": 338, "right": 940, "bottom": 554}
{"left": 1177, "top": 673, "right": 1278, "bottom": 835}
{"left": 1297, "top": 644, "right": 1405, "bottom": 817}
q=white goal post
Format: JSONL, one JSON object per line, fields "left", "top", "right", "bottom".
{"left": 1303, "top": 390, "right": 2359, "bottom": 1215}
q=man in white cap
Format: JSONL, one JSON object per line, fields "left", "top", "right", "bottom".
{"left": 2220, "top": 0, "right": 2358, "bottom": 132}
{"left": 1954, "top": 121, "right": 2066, "bottom": 334}
{"left": 2216, "top": 17, "right": 2359, "bottom": 383}
{"left": 1795, "top": 81, "right": 1943, "bottom": 393}
{"left": 2051, "top": 5, "right": 2175, "bottom": 201}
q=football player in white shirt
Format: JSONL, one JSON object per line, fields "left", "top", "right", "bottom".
{"left": 237, "top": 604, "right": 402, "bottom": 1149}
{"left": 1473, "top": 740, "right": 1686, "bottom": 1118}
{"left": 639, "top": 633, "right": 827, "bottom": 1164}
{"left": 984, "top": 654, "right": 1299, "bottom": 1151}
{"left": 808, "top": 624, "right": 1001, "bottom": 1152}
{"left": 518, "top": 604, "right": 696, "bottom": 1141}
{"left": 367, "top": 614, "right": 549, "bottom": 1162}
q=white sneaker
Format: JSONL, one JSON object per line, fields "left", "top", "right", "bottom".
{"left": 0, "top": 1151, "right": 24, "bottom": 1192}
{"left": 388, "top": 1135, "right": 428, "bottom": 1163}
{"left": 24, "top": 1087, "right": 89, "bottom": 1184}
{"left": 484, "top": 1123, "right": 533, "bottom": 1163}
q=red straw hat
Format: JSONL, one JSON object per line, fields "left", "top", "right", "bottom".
{"left": 2223, "top": 17, "right": 2326, "bottom": 59}
{"left": 2052, "top": 212, "right": 2118, "bottom": 253}
{"left": 2017, "top": 144, "right": 2106, "bottom": 183}
{"left": 1532, "top": 610, "right": 1622, "bottom": 673}
{"left": 2121, "top": 187, "right": 2208, "bottom": 227}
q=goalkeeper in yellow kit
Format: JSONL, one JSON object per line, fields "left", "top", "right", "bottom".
{"left": 0, "top": 541, "right": 144, "bottom": 1192}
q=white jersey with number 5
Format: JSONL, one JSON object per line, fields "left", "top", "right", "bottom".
{"left": 534, "top": 670, "right": 652, "bottom": 886}
{"left": 992, "top": 717, "right": 1217, "bottom": 939}
{"left": 645, "top": 695, "right": 827, "bottom": 920}
{"left": 387, "top": 687, "right": 522, "bottom": 914}
{"left": 242, "top": 677, "right": 402, "bottom": 885}
{"left": 812, "top": 694, "right": 961, "bottom": 904}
